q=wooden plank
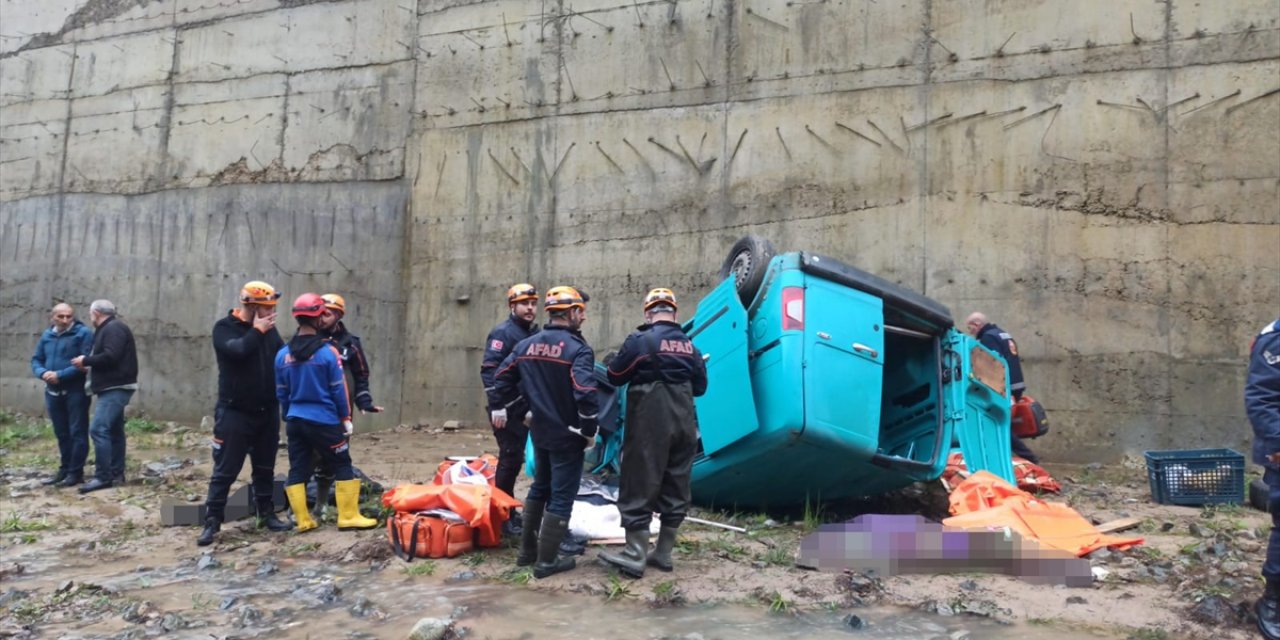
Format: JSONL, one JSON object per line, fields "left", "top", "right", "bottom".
{"left": 1096, "top": 517, "right": 1143, "bottom": 534}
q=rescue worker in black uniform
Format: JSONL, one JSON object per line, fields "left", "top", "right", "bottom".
{"left": 1247, "top": 318, "right": 1280, "bottom": 640}
{"left": 492, "top": 286, "right": 598, "bottom": 579}
{"left": 600, "top": 288, "right": 707, "bottom": 577}
{"left": 481, "top": 283, "right": 539, "bottom": 536}
{"left": 966, "top": 312, "right": 1039, "bottom": 464}
{"left": 308, "top": 293, "right": 382, "bottom": 516}
{"left": 197, "top": 281, "right": 293, "bottom": 546}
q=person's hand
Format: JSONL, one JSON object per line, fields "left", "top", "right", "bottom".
{"left": 343, "top": 420, "right": 354, "bottom": 436}
{"left": 252, "top": 312, "right": 276, "bottom": 334}
{"left": 491, "top": 409, "right": 507, "bottom": 429}
{"left": 70, "top": 356, "right": 86, "bottom": 370}
{"left": 568, "top": 422, "right": 598, "bottom": 446}
{"left": 1268, "top": 452, "right": 1280, "bottom": 465}
{"left": 41, "top": 371, "right": 58, "bottom": 384}
{"left": 359, "top": 405, "right": 384, "bottom": 414}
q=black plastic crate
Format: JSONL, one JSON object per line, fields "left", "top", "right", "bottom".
{"left": 1144, "top": 448, "right": 1245, "bottom": 506}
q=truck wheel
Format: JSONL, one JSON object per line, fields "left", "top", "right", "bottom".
{"left": 719, "top": 235, "right": 776, "bottom": 305}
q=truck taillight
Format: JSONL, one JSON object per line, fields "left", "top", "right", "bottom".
{"left": 782, "top": 287, "right": 804, "bottom": 331}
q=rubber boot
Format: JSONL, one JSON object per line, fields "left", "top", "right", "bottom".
{"left": 599, "top": 528, "right": 649, "bottom": 578}
{"left": 335, "top": 479, "right": 378, "bottom": 531}
{"left": 196, "top": 517, "right": 220, "bottom": 546}
{"left": 1258, "top": 578, "right": 1280, "bottom": 640}
{"left": 312, "top": 479, "right": 332, "bottom": 519}
{"left": 647, "top": 525, "right": 679, "bottom": 572}
{"left": 533, "top": 512, "right": 576, "bottom": 579}
{"left": 256, "top": 505, "right": 293, "bottom": 532}
{"left": 286, "top": 483, "right": 318, "bottom": 533}
{"left": 516, "top": 500, "right": 545, "bottom": 567}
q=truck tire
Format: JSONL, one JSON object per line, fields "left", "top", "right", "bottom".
{"left": 719, "top": 235, "right": 776, "bottom": 305}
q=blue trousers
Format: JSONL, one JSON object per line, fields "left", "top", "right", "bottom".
{"left": 1265, "top": 468, "right": 1280, "bottom": 581}
{"left": 46, "top": 389, "right": 90, "bottom": 476}
{"left": 89, "top": 389, "right": 133, "bottom": 482}
{"left": 526, "top": 446, "right": 584, "bottom": 519}
{"left": 285, "top": 419, "right": 354, "bottom": 486}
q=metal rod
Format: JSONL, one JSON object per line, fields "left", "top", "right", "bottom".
{"left": 685, "top": 516, "right": 747, "bottom": 533}
{"left": 884, "top": 324, "right": 932, "bottom": 340}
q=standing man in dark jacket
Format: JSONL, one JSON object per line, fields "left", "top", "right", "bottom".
{"left": 600, "top": 289, "right": 707, "bottom": 577}
{"left": 492, "top": 286, "right": 598, "bottom": 579}
{"left": 481, "top": 283, "right": 539, "bottom": 534}
{"left": 197, "top": 281, "right": 293, "bottom": 546}
{"left": 72, "top": 300, "right": 139, "bottom": 493}
{"left": 966, "top": 312, "right": 1039, "bottom": 464}
{"left": 1247, "top": 318, "right": 1280, "bottom": 640}
{"left": 30, "top": 303, "right": 95, "bottom": 487}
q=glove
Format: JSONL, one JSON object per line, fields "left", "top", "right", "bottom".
{"left": 343, "top": 420, "right": 354, "bottom": 436}
{"left": 525, "top": 412, "right": 533, "bottom": 424}
{"left": 568, "top": 421, "right": 598, "bottom": 445}
{"left": 491, "top": 409, "right": 507, "bottom": 429}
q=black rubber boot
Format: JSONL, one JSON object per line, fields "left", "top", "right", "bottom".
{"left": 256, "top": 506, "right": 293, "bottom": 532}
{"left": 312, "top": 479, "right": 333, "bottom": 517}
{"left": 196, "top": 518, "right": 220, "bottom": 546}
{"left": 1258, "top": 579, "right": 1280, "bottom": 640}
{"left": 647, "top": 525, "right": 679, "bottom": 572}
{"left": 516, "top": 501, "right": 545, "bottom": 567}
{"left": 533, "top": 512, "right": 576, "bottom": 579}
{"left": 599, "top": 528, "right": 649, "bottom": 578}
{"left": 42, "top": 470, "right": 68, "bottom": 486}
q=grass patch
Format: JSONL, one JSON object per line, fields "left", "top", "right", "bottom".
{"left": 401, "top": 560, "right": 438, "bottom": 576}
{"left": 1127, "top": 628, "right": 1169, "bottom": 640}
{"left": 651, "top": 580, "right": 685, "bottom": 608}
{"left": 704, "top": 534, "right": 747, "bottom": 560}
{"left": 125, "top": 418, "right": 165, "bottom": 435}
{"left": 498, "top": 567, "right": 532, "bottom": 585}
{"left": 766, "top": 590, "right": 793, "bottom": 615}
{"left": 758, "top": 544, "right": 793, "bottom": 567}
{"left": 190, "top": 592, "right": 216, "bottom": 611}
{"left": 285, "top": 541, "right": 321, "bottom": 556}
{"left": 2, "top": 512, "right": 53, "bottom": 533}
{"left": 801, "top": 496, "right": 825, "bottom": 531}
{"left": 604, "top": 573, "right": 635, "bottom": 602}
{"left": 0, "top": 422, "right": 50, "bottom": 447}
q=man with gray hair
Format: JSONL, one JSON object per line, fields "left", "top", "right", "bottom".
{"left": 71, "top": 300, "right": 139, "bottom": 493}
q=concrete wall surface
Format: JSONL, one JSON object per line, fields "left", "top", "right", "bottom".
{"left": 2, "top": 0, "right": 1277, "bottom": 461}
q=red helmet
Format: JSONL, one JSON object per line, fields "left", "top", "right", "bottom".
{"left": 291, "top": 293, "right": 327, "bottom": 318}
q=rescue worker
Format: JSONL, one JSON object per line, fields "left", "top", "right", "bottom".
{"left": 276, "top": 294, "right": 378, "bottom": 533}
{"left": 491, "top": 286, "right": 598, "bottom": 579}
{"left": 481, "top": 283, "right": 539, "bottom": 536}
{"left": 197, "top": 281, "right": 292, "bottom": 546}
{"left": 1247, "top": 318, "right": 1280, "bottom": 640}
{"left": 307, "top": 293, "right": 382, "bottom": 516}
{"left": 30, "top": 303, "right": 95, "bottom": 487}
{"left": 599, "top": 288, "right": 707, "bottom": 577}
{"left": 965, "top": 312, "right": 1040, "bottom": 464}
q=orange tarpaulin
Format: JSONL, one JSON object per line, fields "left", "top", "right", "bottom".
{"left": 942, "top": 471, "right": 1143, "bottom": 557}
{"left": 941, "top": 452, "right": 1062, "bottom": 494}
{"left": 381, "top": 482, "right": 522, "bottom": 548}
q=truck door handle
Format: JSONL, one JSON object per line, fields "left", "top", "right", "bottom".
{"left": 852, "top": 343, "right": 878, "bottom": 358}
{"left": 702, "top": 353, "right": 711, "bottom": 361}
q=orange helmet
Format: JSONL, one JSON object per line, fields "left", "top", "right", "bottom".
{"left": 544, "top": 286, "right": 586, "bottom": 312}
{"left": 291, "top": 293, "right": 327, "bottom": 318}
{"left": 321, "top": 293, "right": 346, "bottom": 315}
{"left": 644, "top": 288, "right": 678, "bottom": 312}
{"left": 507, "top": 283, "right": 538, "bottom": 304}
{"left": 240, "top": 280, "right": 281, "bottom": 306}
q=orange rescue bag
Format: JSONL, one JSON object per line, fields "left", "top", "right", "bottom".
{"left": 388, "top": 512, "right": 474, "bottom": 560}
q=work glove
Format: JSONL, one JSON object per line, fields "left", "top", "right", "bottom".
{"left": 491, "top": 408, "right": 507, "bottom": 429}
{"left": 568, "top": 421, "right": 598, "bottom": 446}
{"left": 343, "top": 420, "right": 354, "bottom": 436}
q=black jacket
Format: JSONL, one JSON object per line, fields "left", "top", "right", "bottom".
{"left": 82, "top": 316, "right": 139, "bottom": 394}
{"left": 327, "top": 321, "right": 376, "bottom": 412}
{"left": 493, "top": 325, "right": 598, "bottom": 452}
{"left": 481, "top": 315, "right": 537, "bottom": 412}
{"left": 606, "top": 320, "right": 708, "bottom": 396}
{"left": 976, "top": 323, "right": 1025, "bottom": 396}
{"left": 213, "top": 310, "right": 284, "bottom": 413}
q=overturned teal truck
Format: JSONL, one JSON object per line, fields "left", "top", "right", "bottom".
{"left": 532, "top": 236, "right": 1018, "bottom": 510}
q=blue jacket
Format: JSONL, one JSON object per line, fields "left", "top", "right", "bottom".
{"left": 977, "top": 323, "right": 1026, "bottom": 397}
{"left": 607, "top": 320, "right": 708, "bottom": 396}
{"left": 481, "top": 315, "right": 537, "bottom": 412}
{"left": 493, "top": 325, "right": 598, "bottom": 452}
{"left": 275, "top": 333, "right": 351, "bottom": 426}
{"left": 30, "top": 319, "right": 94, "bottom": 393}
{"left": 1247, "top": 319, "right": 1280, "bottom": 468}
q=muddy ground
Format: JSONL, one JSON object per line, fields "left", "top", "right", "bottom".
{"left": 0, "top": 410, "right": 1269, "bottom": 639}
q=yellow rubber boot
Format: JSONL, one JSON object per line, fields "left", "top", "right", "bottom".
{"left": 286, "top": 484, "right": 318, "bottom": 533}
{"left": 335, "top": 479, "right": 378, "bottom": 531}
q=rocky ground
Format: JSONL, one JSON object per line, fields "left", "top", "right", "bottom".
{"left": 0, "top": 409, "right": 1269, "bottom": 639}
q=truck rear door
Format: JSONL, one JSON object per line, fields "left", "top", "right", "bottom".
{"left": 943, "top": 329, "right": 1017, "bottom": 484}
{"left": 686, "top": 278, "right": 760, "bottom": 456}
